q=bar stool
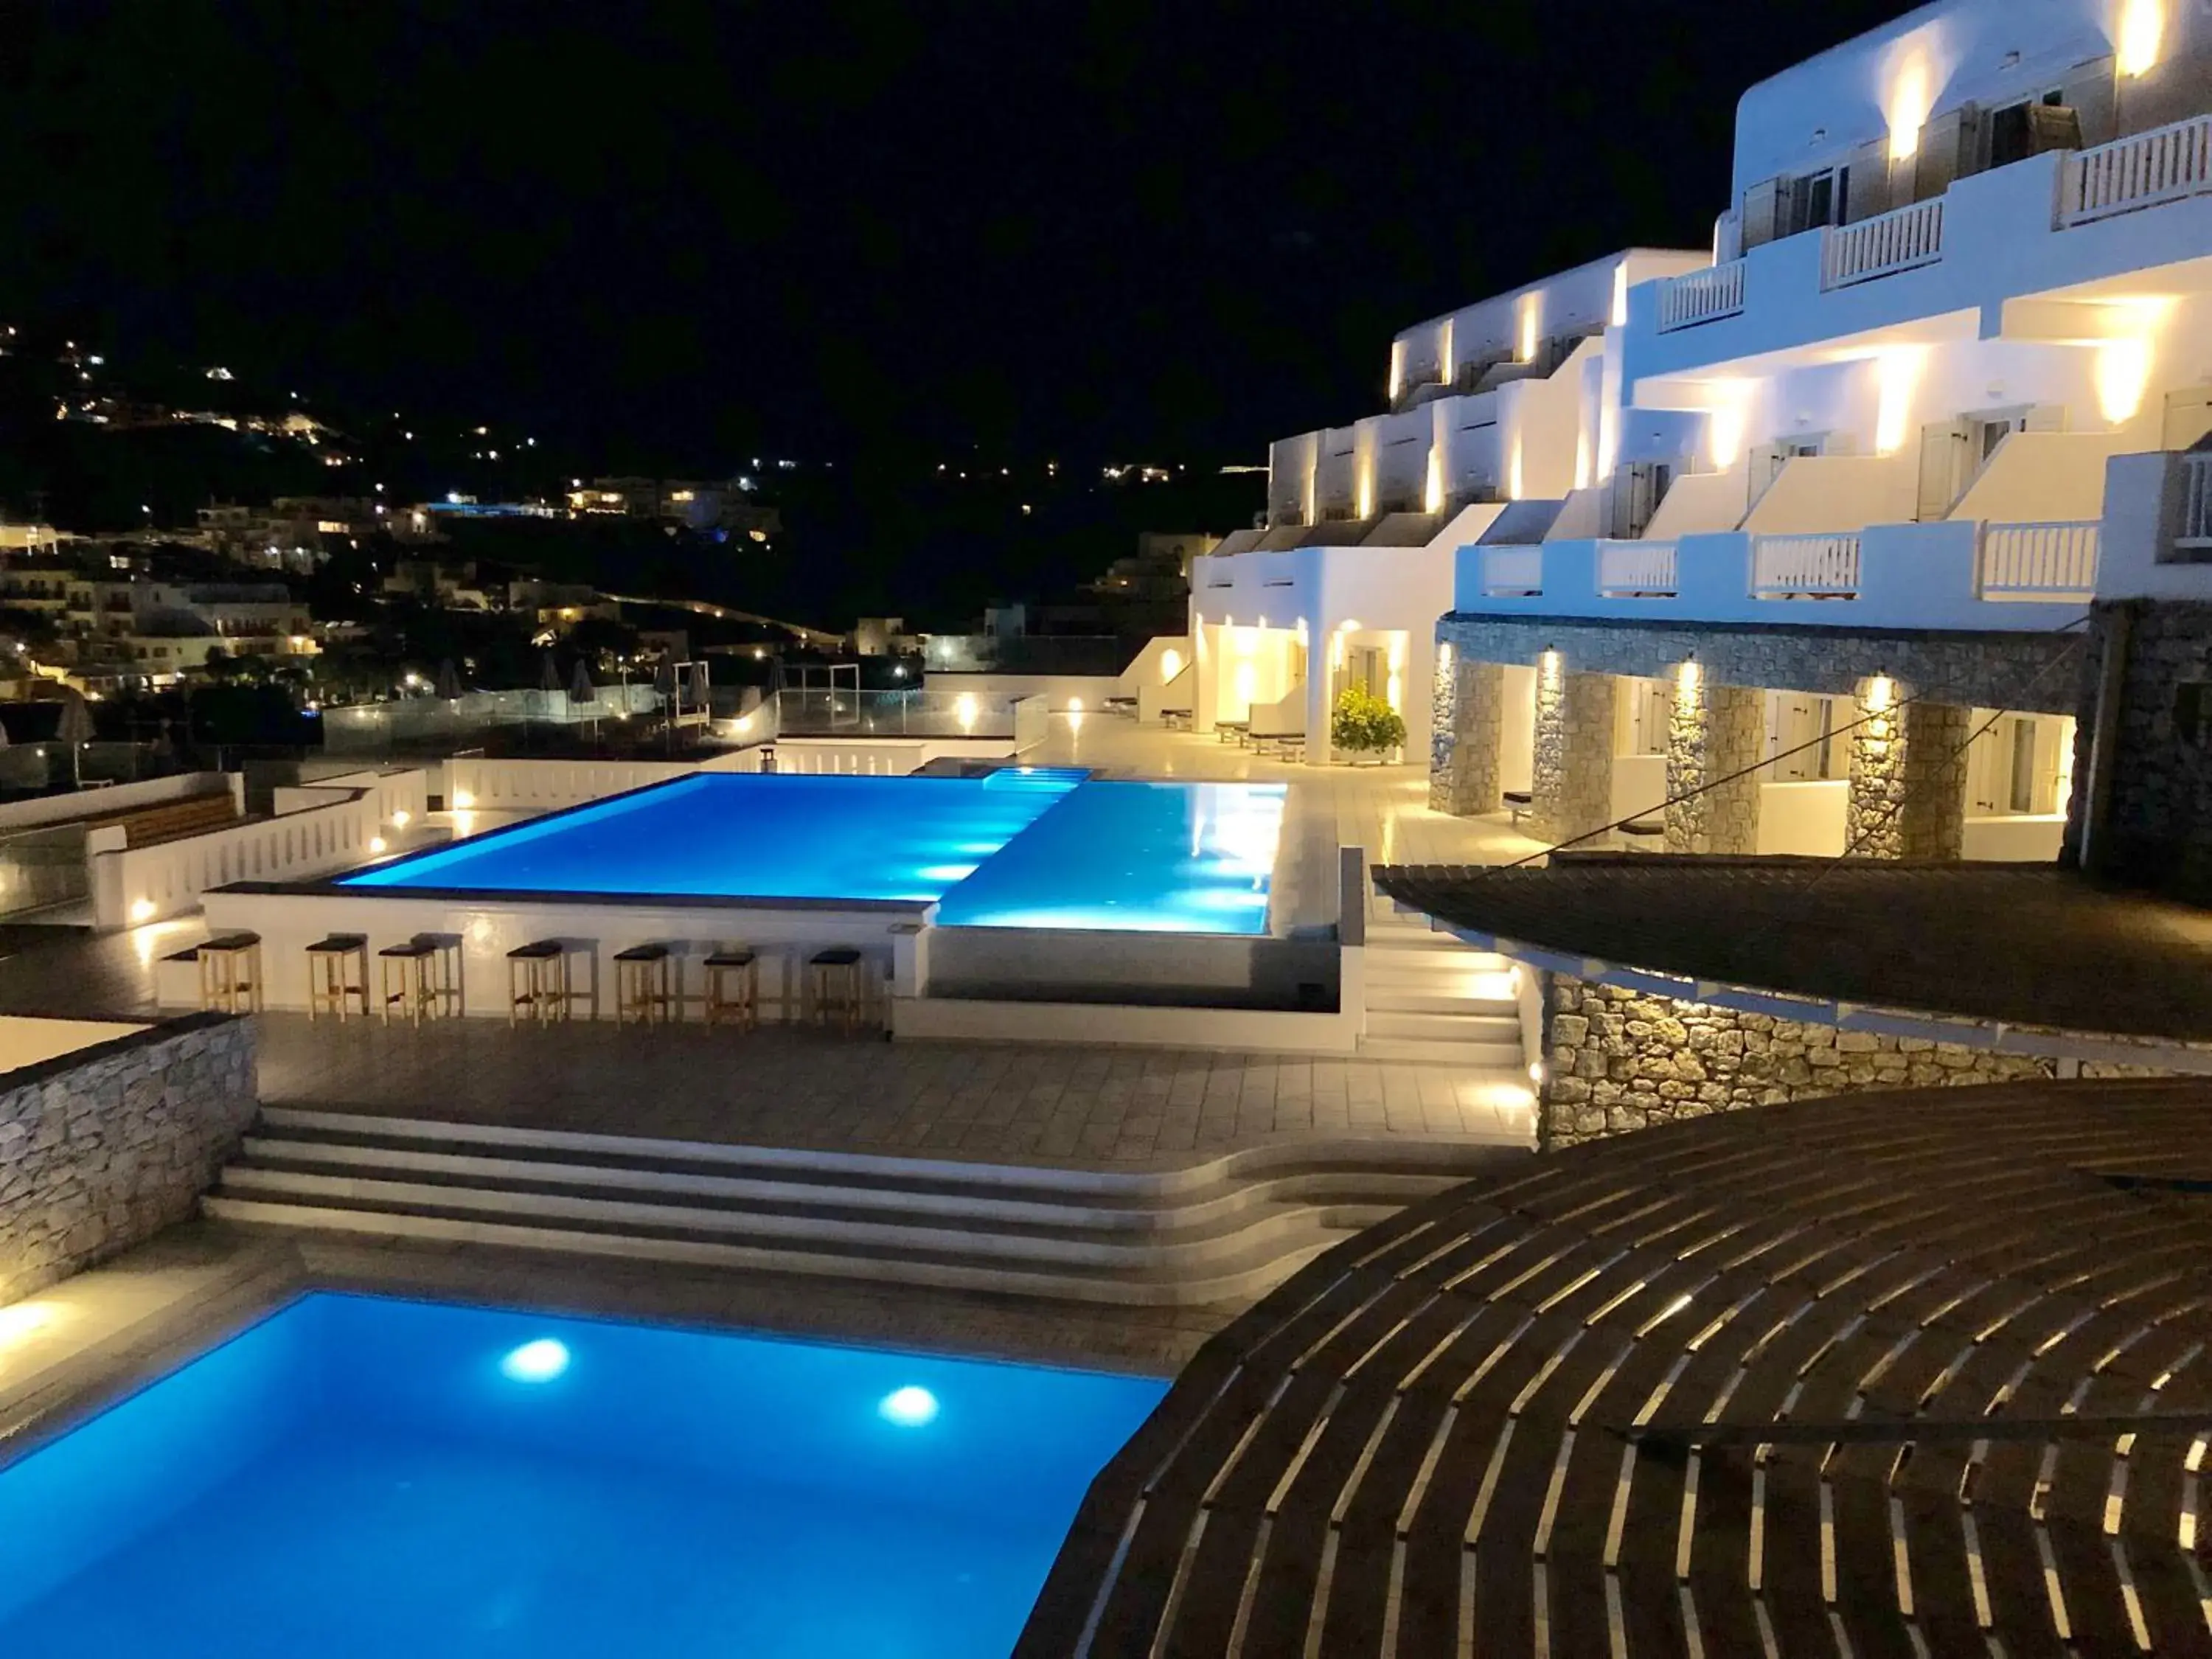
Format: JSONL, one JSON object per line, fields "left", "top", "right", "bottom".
{"left": 304, "top": 934, "right": 369, "bottom": 1021}
{"left": 703, "top": 947, "right": 759, "bottom": 1031}
{"left": 419, "top": 933, "right": 465, "bottom": 1020}
{"left": 809, "top": 946, "right": 868, "bottom": 1035}
{"left": 506, "top": 939, "right": 574, "bottom": 1026}
{"left": 198, "top": 932, "right": 263, "bottom": 1015}
{"left": 615, "top": 943, "right": 677, "bottom": 1026}
{"left": 378, "top": 939, "right": 439, "bottom": 1026}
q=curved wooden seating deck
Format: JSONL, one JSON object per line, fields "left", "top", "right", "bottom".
{"left": 1018, "top": 1078, "right": 2212, "bottom": 1657}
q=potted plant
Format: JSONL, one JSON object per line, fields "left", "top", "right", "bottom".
{"left": 1329, "top": 684, "right": 1406, "bottom": 765}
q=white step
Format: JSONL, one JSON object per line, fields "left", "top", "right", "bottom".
{"left": 203, "top": 1194, "right": 1347, "bottom": 1307}
{"left": 1355, "top": 1037, "right": 1528, "bottom": 1066}
{"left": 1365, "top": 1009, "right": 1520, "bottom": 1043}
{"left": 204, "top": 1110, "right": 1532, "bottom": 1307}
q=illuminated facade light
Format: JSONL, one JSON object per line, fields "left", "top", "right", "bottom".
{"left": 128, "top": 898, "right": 156, "bottom": 925}
{"left": 2119, "top": 0, "right": 2164, "bottom": 76}
{"left": 1886, "top": 57, "right": 1932, "bottom": 161}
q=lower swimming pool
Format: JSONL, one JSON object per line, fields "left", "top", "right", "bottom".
{"left": 342, "top": 770, "right": 1288, "bottom": 934}
{"left": 0, "top": 1295, "right": 1164, "bottom": 1657}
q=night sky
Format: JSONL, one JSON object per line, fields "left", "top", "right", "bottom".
{"left": 5, "top": 0, "right": 1914, "bottom": 473}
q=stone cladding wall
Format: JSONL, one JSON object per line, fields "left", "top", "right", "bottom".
{"left": 0, "top": 1016, "right": 255, "bottom": 1303}
{"left": 1429, "top": 657, "right": 1504, "bottom": 815}
{"left": 1540, "top": 976, "right": 2054, "bottom": 1147}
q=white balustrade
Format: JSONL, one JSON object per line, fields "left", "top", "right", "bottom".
{"left": 1821, "top": 198, "right": 1944, "bottom": 289}
{"left": 2180, "top": 453, "right": 2212, "bottom": 550}
{"left": 2062, "top": 113, "right": 2212, "bottom": 226}
{"left": 1482, "top": 546, "right": 1543, "bottom": 597}
{"left": 1595, "top": 540, "right": 1678, "bottom": 597}
{"left": 1751, "top": 533, "right": 1861, "bottom": 598}
{"left": 1977, "top": 521, "right": 2100, "bottom": 601}
{"left": 1656, "top": 260, "right": 1745, "bottom": 332}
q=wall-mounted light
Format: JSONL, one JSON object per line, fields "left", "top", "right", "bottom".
{"left": 2096, "top": 332, "right": 2158, "bottom": 424}
{"left": 128, "top": 898, "right": 156, "bottom": 925}
{"left": 2119, "top": 0, "right": 2164, "bottom": 77}
{"left": 1517, "top": 294, "right": 1540, "bottom": 364}
{"left": 1676, "top": 655, "right": 1701, "bottom": 692}
{"left": 1886, "top": 56, "right": 1933, "bottom": 162}
{"left": 1874, "top": 347, "right": 1926, "bottom": 455}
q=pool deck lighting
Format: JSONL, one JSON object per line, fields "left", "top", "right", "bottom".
{"left": 879, "top": 1385, "right": 939, "bottom": 1426}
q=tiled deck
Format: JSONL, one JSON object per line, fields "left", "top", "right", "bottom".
{"left": 0, "top": 726, "right": 1540, "bottom": 1168}
{"left": 254, "top": 1016, "right": 1534, "bottom": 1162}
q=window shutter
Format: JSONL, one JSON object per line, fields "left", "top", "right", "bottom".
{"left": 1916, "top": 422, "right": 1970, "bottom": 521}
{"left": 1913, "top": 105, "right": 1981, "bottom": 201}
{"left": 1844, "top": 138, "right": 1891, "bottom": 221}
{"left": 1740, "top": 178, "right": 1782, "bottom": 250}
{"left": 2060, "top": 56, "right": 2118, "bottom": 148}
{"left": 1746, "top": 444, "right": 1783, "bottom": 515}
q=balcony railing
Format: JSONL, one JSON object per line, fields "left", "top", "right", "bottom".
{"left": 2061, "top": 112, "right": 2212, "bottom": 227}
{"left": 1750, "top": 532, "right": 1861, "bottom": 597}
{"left": 1976, "top": 521, "right": 2100, "bottom": 602}
{"left": 1595, "top": 539, "right": 1678, "bottom": 597}
{"left": 2180, "top": 453, "right": 2212, "bottom": 550}
{"left": 1481, "top": 546, "right": 1543, "bottom": 597}
{"left": 1820, "top": 197, "right": 1944, "bottom": 290}
{"left": 1656, "top": 260, "right": 1745, "bottom": 333}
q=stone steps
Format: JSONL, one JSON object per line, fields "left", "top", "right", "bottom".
{"left": 203, "top": 1109, "right": 1528, "bottom": 1307}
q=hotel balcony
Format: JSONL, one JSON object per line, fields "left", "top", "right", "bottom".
{"left": 1633, "top": 113, "right": 2212, "bottom": 378}
{"left": 1460, "top": 515, "right": 2104, "bottom": 631}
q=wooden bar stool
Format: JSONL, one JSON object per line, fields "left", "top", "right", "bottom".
{"left": 703, "top": 948, "right": 759, "bottom": 1031}
{"left": 305, "top": 934, "right": 369, "bottom": 1021}
{"left": 614, "top": 943, "right": 677, "bottom": 1026}
{"left": 420, "top": 933, "right": 465, "bottom": 1020}
{"left": 809, "top": 946, "right": 867, "bottom": 1035}
{"left": 506, "top": 940, "right": 574, "bottom": 1026}
{"left": 198, "top": 932, "right": 263, "bottom": 1014}
{"left": 378, "top": 939, "right": 438, "bottom": 1026}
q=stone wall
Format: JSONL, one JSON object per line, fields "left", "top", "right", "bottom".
{"left": 1430, "top": 656, "right": 1503, "bottom": 815}
{"left": 1540, "top": 975, "right": 2054, "bottom": 1148}
{"left": 0, "top": 1015, "right": 256, "bottom": 1303}
{"left": 1436, "top": 615, "right": 2085, "bottom": 716}
{"left": 2067, "top": 600, "right": 2212, "bottom": 902}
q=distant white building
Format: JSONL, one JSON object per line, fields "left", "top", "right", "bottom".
{"left": 1187, "top": 249, "right": 1706, "bottom": 765}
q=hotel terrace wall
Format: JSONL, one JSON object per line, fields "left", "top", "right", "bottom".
{"left": 0, "top": 1015, "right": 255, "bottom": 1304}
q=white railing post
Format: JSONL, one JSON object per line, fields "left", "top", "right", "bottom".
{"left": 1657, "top": 260, "right": 1746, "bottom": 333}
{"left": 2061, "top": 112, "right": 2212, "bottom": 226}
{"left": 1976, "top": 521, "right": 2101, "bottom": 601}
{"left": 1596, "top": 540, "right": 1678, "bottom": 597}
{"left": 1820, "top": 198, "right": 1944, "bottom": 290}
{"left": 2177, "top": 454, "right": 2212, "bottom": 550}
{"left": 1750, "top": 532, "right": 1863, "bottom": 598}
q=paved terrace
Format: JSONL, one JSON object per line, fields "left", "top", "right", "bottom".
{"left": 1376, "top": 855, "right": 2212, "bottom": 1041}
{"left": 0, "top": 725, "right": 1551, "bottom": 1164}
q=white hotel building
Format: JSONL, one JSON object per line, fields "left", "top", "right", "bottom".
{"left": 1186, "top": 0, "right": 2212, "bottom": 879}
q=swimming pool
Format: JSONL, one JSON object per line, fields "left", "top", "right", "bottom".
{"left": 343, "top": 771, "right": 1288, "bottom": 934}
{"left": 0, "top": 1295, "right": 1165, "bottom": 1657}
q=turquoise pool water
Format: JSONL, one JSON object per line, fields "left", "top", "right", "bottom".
{"left": 342, "top": 771, "right": 1287, "bottom": 934}
{"left": 0, "top": 1295, "right": 1165, "bottom": 1657}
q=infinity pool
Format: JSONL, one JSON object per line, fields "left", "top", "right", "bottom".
{"left": 0, "top": 1295, "right": 1165, "bottom": 1657}
{"left": 343, "top": 771, "right": 1287, "bottom": 934}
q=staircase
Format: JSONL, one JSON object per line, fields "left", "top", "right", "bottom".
{"left": 1357, "top": 905, "right": 1528, "bottom": 1067}
{"left": 203, "top": 1108, "right": 1523, "bottom": 1307}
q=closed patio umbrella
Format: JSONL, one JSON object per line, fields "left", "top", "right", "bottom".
{"left": 437, "top": 658, "right": 463, "bottom": 700}
{"left": 56, "top": 694, "right": 93, "bottom": 787}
